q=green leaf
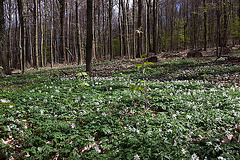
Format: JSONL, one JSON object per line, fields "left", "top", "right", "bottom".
{"left": 146, "top": 62, "right": 154, "bottom": 65}
{"left": 143, "top": 68, "right": 146, "bottom": 74}
{"left": 135, "top": 64, "right": 143, "bottom": 69}
{"left": 76, "top": 72, "right": 89, "bottom": 77}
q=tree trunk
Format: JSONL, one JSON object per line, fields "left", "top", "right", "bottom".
{"left": 239, "top": 0, "right": 240, "bottom": 44}
{"left": 118, "top": 0, "right": 123, "bottom": 57}
{"left": 76, "top": 0, "right": 82, "bottom": 65}
{"left": 132, "top": 0, "right": 136, "bottom": 59}
{"left": 92, "top": 2, "right": 96, "bottom": 61}
{"left": 137, "top": 0, "right": 143, "bottom": 58}
{"left": 8, "top": 0, "right": 12, "bottom": 69}
{"left": 109, "top": 0, "right": 113, "bottom": 60}
{"left": 50, "top": 0, "right": 54, "bottom": 67}
{"left": 121, "top": 0, "right": 128, "bottom": 57}
{"left": 153, "top": 0, "right": 157, "bottom": 54}
{"left": 34, "top": 0, "right": 39, "bottom": 70}
{"left": 86, "top": 0, "right": 93, "bottom": 72}
{"left": 1, "top": 0, "right": 11, "bottom": 74}
{"left": 222, "top": 0, "right": 228, "bottom": 47}
{"left": 203, "top": 0, "right": 207, "bottom": 51}
{"left": 147, "top": 0, "right": 152, "bottom": 53}
{"left": 66, "top": 0, "right": 70, "bottom": 64}
{"left": 59, "top": 0, "right": 66, "bottom": 63}
{"left": 17, "top": 0, "right": 25, "bottom": 74}
{"left": 39, "top": 0, "right": 44, "bottom": 67}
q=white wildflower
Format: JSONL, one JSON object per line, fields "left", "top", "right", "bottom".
{"left": 94, "top": 146, "right": 101, "bottom": 153}
{"left": 71, "top": 123, "right": 75, "bottom": 129}
{"left": 102, "top": 112, "right": 107, "bottom": 117}
{"left": 206, "top": 141, "right": 212, "bottom": 146}
{"left": 217, "top": 157, "right": 226, "bottom": 160}
{"left": 147, "top": 130, "right": 152, "bottom": 135}
{"left": 136, "top": 129, "right": 140, "bottom": 134}
{"left": 191, "top": 153, "right": 199, "bottom": 160}
{"left": 215, "top": 145, "right": 221, "bottom": 151}
{"left": 40, "top": 109, "right": 44, "bottom": 115}
{"left": 167, "top": 129, "right": 172, "bottom": 133}
{"left": 172, "top": 114, "right": 177, "bottom": 119}
{"left": 186, "top": 115, "right": 192, "bottom": 119}
{"left": 1, "top": 99, "right": 10, "bottom": 103}
{"left": 182, "top": 148, "right": 187, "bottom": 154}
{"left": 134, "top": 154, "right": 140, "bottom": 160}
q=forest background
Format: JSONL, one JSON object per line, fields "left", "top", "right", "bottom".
{"left": 0, "top": 0, "right": 240, "bottom": 74}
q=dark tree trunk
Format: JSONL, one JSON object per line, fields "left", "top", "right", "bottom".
{"left": 153, "top": 0, "right": 157, "bottom": 54}
{"left": 86, "top": 0, "right": 93, "bottom": 72}
{"left": 0, "top": 0, "right": 11, "bottom": 74}
{"left": 34, "top": 0, "right": 39, "bottom": 70}
{"left": 59, "top": 0, "right": 66, "bottom": 63}
{"left": 203, "top": 0, "right": 207, "bottom": 51}
{"left": 109, "top": 0, "right": 113, "bottom": 60}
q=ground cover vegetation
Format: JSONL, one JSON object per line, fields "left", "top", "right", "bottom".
{"left": 1, "top": 57, "right": 240, "bottom": 159}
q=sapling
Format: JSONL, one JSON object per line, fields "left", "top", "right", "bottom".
{"left": 130, "top": 62, "right": 153, "bottom": 108}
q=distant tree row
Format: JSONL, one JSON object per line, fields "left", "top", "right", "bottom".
{"left": 0, "top": 0, "right": 240, "bottom": 74}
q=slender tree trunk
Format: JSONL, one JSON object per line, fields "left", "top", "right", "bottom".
{"left": 153, "top": 0, "right": 157, "bottom": 54}
{"left": 137, "top": 0, "right": 143, "bottom": 58}
{"left": 121, "top": 0, "right": 127, "bottom": 57}
{"left": 147, "top": 0, "right": 151, "bottom": 53}
{"left": 1, "top": 0, "right": 11, "bottom": 74}
{"left": 109, "top": 0, "right": 113, "bottom": 60}
{"left": 13, "top": 1, "right": 18, "bottom": 69}
{"left": 34, "top": 0, "right": 39, "bottom": 70}
{"left": 8, "top": 0, "right": 12, "bottom": 69}
{"left": 125, "top": 0, "right": 130, "bottom": 59}
{"left": 102, "top": 1, "right": 106, "bottom": 59}
{"left": 97, "top": 0, "right": 101, "bottom": 58}
{"left": 50, "top": 0, "right": 54, "bottom": 67}
{"left": 203, "top": 0, "right": 207, "bottom": 51}
{"left": 222, "top": 0, "right": 228, "bottom": 47}
{"left": 133, "top": 0, "right": 136, "bottom": 59}
{"left": 184, "top": 0, "right": 188, "bottom": 50}
{"left": 92, "top": 2, "right": 96, "bottom": 61}
{"left": 86, "top": 0, "right": 93, "bottom": 72}
{"left": 239, "top": 0, "right": 240, "bottom": 44}
{"left": 66, "top": 0, "right": 70, "bottom": 64}
{"left": 39, "top": 0, "right": 44, "bottom": 67}
{"left": 119, "top": 0, "right": 123, "bottom": 57}
{"left": 59, "top": 0, "right": 66, "bottom": 63}
{"left": 76, "top": 0, "right": 82, "bottom": 65}
{"left": 17, "top": 0, "right": 25, "bottom": 74}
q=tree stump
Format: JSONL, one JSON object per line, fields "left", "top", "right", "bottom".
{"left": 187, "top": 50, "right": 203, "bottom": 58}
{"left": 146, "top": 56, "right": 158, "bottom": 62}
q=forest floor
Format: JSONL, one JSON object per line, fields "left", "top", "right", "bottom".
{"left": 0, "top": 51, "right": 240, "bottom": 159}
